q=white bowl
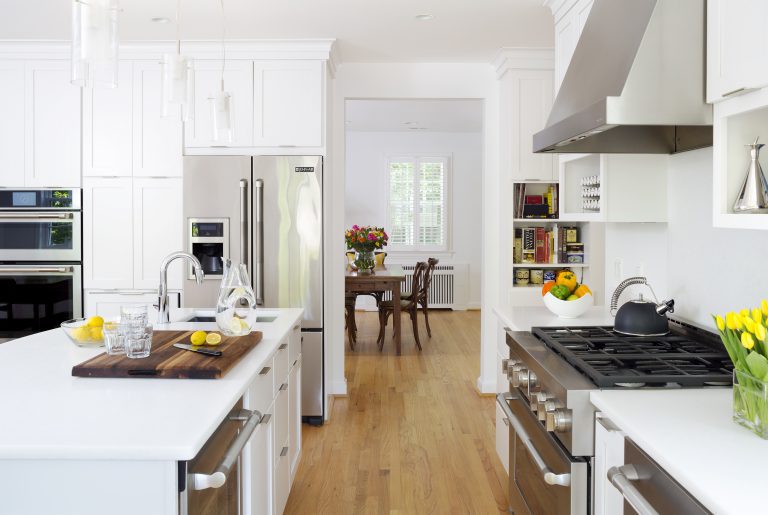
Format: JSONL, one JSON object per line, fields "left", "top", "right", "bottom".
{"left": 542, "top": 292, "right": 594, "bottom": 318}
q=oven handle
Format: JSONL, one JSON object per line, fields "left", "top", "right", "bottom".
{"left": 0, "top": 213, "right": 74, "bottom": 221}
{"left": 190, "top": 408, "right": 263, "bottom": 491}
{"left": 496, "top": 393, "right": 571, "bottom": 487}
{"left": 607, "top": 465, "right": 660, "bottom": 515}
{"left": 0, "top": 266, "right": 73, "bottom": 274}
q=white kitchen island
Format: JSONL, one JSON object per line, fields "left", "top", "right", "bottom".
{"left": 0, "top": 308, "right": 303, "bottom": 515}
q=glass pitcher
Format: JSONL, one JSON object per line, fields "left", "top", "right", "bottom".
{"left": 215, "top": 259, "right": 257, "bottom": 336}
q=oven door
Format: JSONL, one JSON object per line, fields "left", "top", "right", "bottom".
{"left": 497, "top": 392, "right": 589, "bottom": 515}
{"left": 0, "top": 264, "right": 82, "bottom": 341}
{"left": 0, "top": 211, "right": 81, "bottom": 261}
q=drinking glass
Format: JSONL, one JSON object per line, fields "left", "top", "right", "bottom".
{"left": 125, "top": 324, "right": 153, "bottom": 359}
{"left": 103, "top": 320, "right": 124, "bottom": 356}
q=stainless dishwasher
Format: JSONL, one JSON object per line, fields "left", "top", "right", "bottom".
{"left": 179, "top": 398, "right": 264, "bottom": 515}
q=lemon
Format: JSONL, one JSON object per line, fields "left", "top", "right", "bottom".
{"left": 190, "top": 330, "right": 207, "bottom": 346}
{"left": 205, "top": 332, "right": 222, "bottom": 346}
{"left": 87, "top": 316, "right": 104, "bottom": 328}
{"left": 90, "top": 327, "right": 104, "bottom": 341}
{"left": 229, "top": 319, "right": 244, "bottom": 334}
{"left": 72, "top": 326, "right": 91, "bottom": 342}
{"left": 240, "top": 318, "right": 250, "bottom": 331}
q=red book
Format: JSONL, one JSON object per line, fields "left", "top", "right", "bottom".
{"left": 525, "top": 195, "right": 544, "bottom": 205}
{"left": 535, "top": 227, "right": 546, "bottom": 263}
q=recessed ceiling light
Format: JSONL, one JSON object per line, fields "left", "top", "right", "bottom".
{"left": 415, "top": 14, "right": 434, "bottom": 21}
{"left": 151, "top": 17, "right": 171, "bottom": 24}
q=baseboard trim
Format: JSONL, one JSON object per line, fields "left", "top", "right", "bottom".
{"left": 476, "top": 377, "right": 497, "bottom": 395}
{"left": 328, "top": 380, "right": 348, "bottom": 396}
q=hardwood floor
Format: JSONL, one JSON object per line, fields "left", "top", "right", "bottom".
{"left": 284, "top": 310, "right": 509, "bottom": 515}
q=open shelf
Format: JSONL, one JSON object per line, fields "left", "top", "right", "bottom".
{"left": 512, "top": 263, "right": 588, "bottom": 268}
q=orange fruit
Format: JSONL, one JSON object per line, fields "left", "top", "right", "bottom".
{"left": 541, "top": 281, "right": 556, "bottom": 297}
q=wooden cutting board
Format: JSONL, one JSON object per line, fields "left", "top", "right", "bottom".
{"left": 72, "top": 330, "right": 263, "bottom": 379}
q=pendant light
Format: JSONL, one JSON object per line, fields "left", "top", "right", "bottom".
{"left": 161, "top": 0, "right": 195, "bottom": 121}
{"left": 210, "top": 0, "right": 234, "bottom": 144}
{"left": 71, "top": 0, "right": 120, "bottom": 88}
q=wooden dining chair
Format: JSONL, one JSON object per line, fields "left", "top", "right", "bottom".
{"left": 399, "top": 258, "right": 439, "bottom": 337}
{"left": 376, "top": 261, "right": 426, "bottom": 351}
{"left": 345, "top": 292, "right": 358, "bottom": 350}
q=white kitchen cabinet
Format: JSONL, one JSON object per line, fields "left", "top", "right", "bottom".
{"left": 25, "top": 60, "right": 81, "bottom": 187}
{"left": 83, "top": 62, "right": 133, "bottom": 177}
{"left": 707, "top": 0, "right": 768, "bottom": 103}
{"left": 547, "top": 0, "right": 594, "bottom": 93}
{"left": 288, "top": 357, "right": 302, "bottom": 482}
{"left": 247, "top": 402, "right": 274, "bottom": 515}
{"left": 132, "top": 61, "right": 182, "bottom": 177}
{"left": 253, "top": 60, "right": 323, "bottom": 148}
{"left": 593, "top": 414, "right": 625, "bottom": 515}
{"left": 132, "top": 178, "right": 183, "bottom": 289}
{"left": 0, "top": 61, "right": 26, "bottom": 187}
{"left": 184, "top": 60, "right": 254, "bottom": 148}
{"left": 83, "top": 177, "right": 134, "bottom": 289}
{"left": 83, "top": 290, "right": 180, "bottom": 319}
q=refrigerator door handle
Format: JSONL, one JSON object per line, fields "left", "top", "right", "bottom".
{"left": 239, "top": 178, "right": 249, "bottom": 272}
{"left": 254, "top": 178, "right": 264, "bottom": 305}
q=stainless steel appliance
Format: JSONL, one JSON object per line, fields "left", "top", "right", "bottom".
{"left": 610, "top": 277, "right": 675, "bottom": 337}
{"left": 183, "top": 156, "right": 324, "bottom": 424}
{"left": 188, "top": 218, "right": 230, "bottom": 279}
{"left": 0, "top": 188, "right": 83, "bottom": 342}
{"left": 496, "top": 320, "right": 731, "bottom": 514}
{"left": 179, "top": 397, "right": 265, "bottom": 515}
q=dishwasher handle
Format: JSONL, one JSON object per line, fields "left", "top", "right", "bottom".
{"left": 190, "top": 408, "right": 263, "bottom": 491}
{"left": 607, "top": 465, "right": 660, "bottom": 515}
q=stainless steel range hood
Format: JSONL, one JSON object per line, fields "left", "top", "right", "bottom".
{"left": 533, "top": 0, "right": 712, "bottom": 154}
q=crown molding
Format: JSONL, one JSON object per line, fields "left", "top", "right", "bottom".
{"left": 492, "top": 47, "right": 554, "bottom": 78}
{"left": 542, "top": 0, "right": 577, "bottom": 24}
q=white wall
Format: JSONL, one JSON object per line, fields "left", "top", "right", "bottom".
{"left": 345, "top": 130, "right": 483, "bottom": 308}
{"left": 604, "top": 147, "right": 768, "bottom": 329}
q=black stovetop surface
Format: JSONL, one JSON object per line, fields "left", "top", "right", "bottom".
{"left": 531, "top": 323, "right": 733, "bottom": 388}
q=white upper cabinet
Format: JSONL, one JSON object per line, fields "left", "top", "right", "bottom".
{"left": 83, "top": 177, "right": 134, "bottom": 289}
{"left": 132, "top": 61, "right": 182, "bottom": 177}
{"left": 185, "top": 60, "right": 254, "bottom": 148}
{"left": 83, "top": 62, "right": 133, "bottom": 177}
{"left": 0, "top": 61, "right": 26, "bottom": 187}
{"left": 25, "top": 61, "right": 81, "bottom": 187}
{"left": 550, "top": 0, "right": 594, "bottom": 93}
{"left": 253, "top": 60, "right": 323, "bottom": 148}
{"left": 132, "top": 177, "right": 183, "bottom": 289}
{"left": 707, "top": 0, "right": 768, "bottom": 103}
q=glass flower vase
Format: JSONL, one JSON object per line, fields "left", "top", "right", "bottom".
{"left": 354, "top": 250, "right": 375, "bottom": 274}
{"left": 215, "top": 259, "right": 257, "bottom": 336}
{"left": 733, "top": 369, "right": 768, "bottom": 439}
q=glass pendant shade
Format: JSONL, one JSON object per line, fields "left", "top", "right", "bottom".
{"left": 210, "top": 90, "right": 234, "bottom": 144}
{"left": 161, "top": 53, "right": 195, "bottom": 121}
{"left": 71, "top": 0, "right": 119, "bottom": 88}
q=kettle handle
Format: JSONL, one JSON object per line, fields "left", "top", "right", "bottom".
{"left": 610, "top": 276, "right": 648, "bottom": 315}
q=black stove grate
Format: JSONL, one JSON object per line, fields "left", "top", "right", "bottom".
{"left": 531, "top": 326, "right": 733, "bottom": 388}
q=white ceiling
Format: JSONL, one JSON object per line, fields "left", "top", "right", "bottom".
{"left": 0, "top": 0, "right": 554, "bottom": 63}
{"left": 346, "top": 99, "right": 483, "bottom": 133}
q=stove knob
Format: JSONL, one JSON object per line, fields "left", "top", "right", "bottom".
{"left": 519, "top": 371, "right": 537, "bottom": 389}
{"left": 532, "top": 392, "right": 549, "bottom": 414}
{"left": 546, "top": 409, "right": 572, "bottom": 433}
{"left": 501, "top": 359, "right": 520, "bottom": 377}
{"left": 536, "top": 396, "right": 553, "bottom": 420}
{"left": 510, "top": 367, "right": 526, "bottom": 388}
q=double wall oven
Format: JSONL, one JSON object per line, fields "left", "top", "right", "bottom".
{"left": 0, "top": 189, "right": 83, "bottom": 342}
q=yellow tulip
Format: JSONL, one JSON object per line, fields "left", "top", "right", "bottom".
{"left": 726, "top": 312, "right": 738, "bottom": 331}
{"left": 741, "top": 309, "right": 751, "bottom": 319}
{"left": 762, "top": 299, "right": 768, "bottom": 317}
{"left": 715, "top": 315, "right": 725, "bottom": 332}
{"left": 742, "top": 332, "right": 755, "bottom": 350}
{"left": 744, "top": 317, "right": 756, "bottom": 334}
{"left": 753, "top": 308, "right": 763, "bottom": 326}
{"left": 756, "top": 323, "right": 767, "bottom": 343}
{"left": 732, "top": 313, "right": 745, "bottom": 331}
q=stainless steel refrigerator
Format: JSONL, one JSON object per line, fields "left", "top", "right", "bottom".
{"left": 183, "top": 155, "right": 324, "bottom": 424}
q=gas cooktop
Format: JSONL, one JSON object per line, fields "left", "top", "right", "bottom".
{"left": 531, "top": 324, "right": 733, "bottom": 388}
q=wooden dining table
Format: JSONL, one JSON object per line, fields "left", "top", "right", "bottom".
{"left": 344, "top": 264, "right": 407, "bottom": 355}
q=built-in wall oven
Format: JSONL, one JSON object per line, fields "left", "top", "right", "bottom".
{"left": 0, "top": 189, "right": 83, "bottom": 342}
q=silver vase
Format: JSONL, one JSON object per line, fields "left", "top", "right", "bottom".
{"left": 733, "top": 137, "right": 768, "bottom": 213}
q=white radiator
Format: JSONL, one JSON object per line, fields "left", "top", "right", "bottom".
{"left": 355, "top": 262, "right": 469, "bottom": 310}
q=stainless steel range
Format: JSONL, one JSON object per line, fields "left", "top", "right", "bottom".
{"left": 496, "top": 319, "right": 731, "bottom": 514}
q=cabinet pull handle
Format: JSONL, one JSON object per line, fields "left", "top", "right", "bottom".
{"left": 259, "top": 366, "right": 271, "bottom": 375}
{"left": 722, "top": 87, "right": 746, "bottom": 97}
{"left": 280, "top": 383, "right": 288, "bottom": 391}
{"left": 280, "top": 446, "right": 289, "bottom": 457}
{"left": 607, "top": 465, "right": 659, "bottom": 515}
{"left": 293, "top": 325, "right": 300, "bottom": 330}
{"left": 279, "top": 343, "right": 288, "bottom": 350}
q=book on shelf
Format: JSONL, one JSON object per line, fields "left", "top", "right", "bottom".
{"left": 513, "top": 229, "right": 522, "bottom": 264}
{"left": 514, "top": 183, "right": 560, "bottom": 218}
{"left": 512, "top": 223, "right": 583, "bottom": 265}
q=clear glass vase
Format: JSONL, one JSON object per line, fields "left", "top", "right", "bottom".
{"left": 354, "top": 250, "right": 375, "bottom": 274}
{"left": 215, "top": 259, "right": 257, "bottom": 336}
{"left": 733, "top": 369, "right": 768, "bottom": 439}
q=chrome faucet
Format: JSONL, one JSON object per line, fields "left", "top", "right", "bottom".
{"left": 158, "top": 251, "right": 204, "bottom": 324}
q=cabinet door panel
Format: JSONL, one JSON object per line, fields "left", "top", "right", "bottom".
{"left": 0, "top": 61, "right": 26, "bottom": 187}
{"left": 244, "top": 387, "right": 273, "bottom": 515}
{"left": 288, "top": 359, "right": 302, "bottom": 482}
{"left": 83, "top": 62, "right": 133, "bottom": 177}
{"left": 84, "top": 290, "right": 179, "bottom": 319}
{"left": 184, "top": 60, "right": 253, "bottom": 148}
{"left": 133, "top": 62, "right": 182, "bottom": 177}
{"left": 507, "top": 71, "right": 555, "bottom": 182}
{"left": 83, "top": 178, "right": 134, "bottom": 289}
{"left": 594, "top": 417, "right": 625, "bottom": 515}
{"left": 254, "top": 61, "right": 322, "bottom": 147}
{"left": 25, "top": 61, "right": 81, "bottom": 187}
{"left": 133, "top": 178, "right": 183, "bottom": 289}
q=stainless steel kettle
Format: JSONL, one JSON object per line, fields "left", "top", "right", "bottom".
{"left": 610, "top": 277, "right": 675, "bottom": 336}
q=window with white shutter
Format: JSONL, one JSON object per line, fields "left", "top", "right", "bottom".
{"left": 386, "top": 155, "right": 450, "bottom": 251}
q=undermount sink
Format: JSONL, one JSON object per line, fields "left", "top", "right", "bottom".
{"left": 183, "top": 315, "right": 277, "bottom": 323}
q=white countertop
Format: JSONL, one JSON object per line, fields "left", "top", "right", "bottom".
{"left": 591, "top": 389, "right": 765, "bottom": 514}
{"left": 493, "top": 305, "right": 616, "bottom": 331}
{"left": 0, "top": 308, "right": 302, "bottom": 461}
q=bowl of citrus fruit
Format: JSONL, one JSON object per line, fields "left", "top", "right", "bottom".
{"left": 541, "top": 270, "right": 594, "bottom": 318}
{"left": 61, "top": 316, "right": 108, "bottom": 347}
